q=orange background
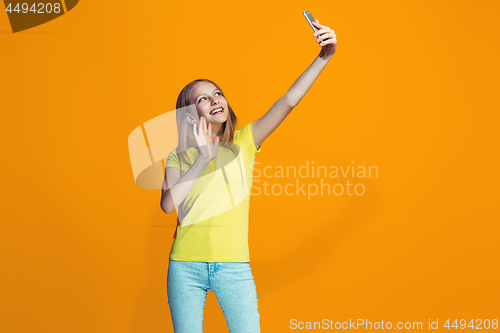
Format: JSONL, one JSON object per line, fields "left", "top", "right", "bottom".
{"left": 1, "top": 1, "right": 499, "bottom": 332}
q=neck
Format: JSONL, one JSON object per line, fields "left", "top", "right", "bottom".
{"left": 211, "top": 123, "right": 223, "bottom": 138}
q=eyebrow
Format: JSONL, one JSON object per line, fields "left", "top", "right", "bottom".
{"left": 193, "top": 88, "right": 220, "bottom": 102}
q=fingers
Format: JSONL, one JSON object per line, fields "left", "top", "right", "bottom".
{"left": 312, "top": 19, "right": 329, "bottom": 29}
{"left": 312, "top": 21, "right": 336, "bottom": 47}
{"left": 312, "top": 21, "right": 334, "bottom": 38}
{"left": 193, "top": 119, "right": 199, "bottom": 137}
{"left": 207, "top": 122, "right": 213, "bottom": 159}
{"left": 317, "top": 32, "right": 337, "bottom": 46}
{"left": 199, "top": 117, "right": 206, "bottom": 136}
{"left": 198, "top": 117, "right": 204, "bottom": 138}
{"left": 314, "top": 28, "right": 335, "bottom": 38}
{"left": 320, "top": 37, "right": 337, "bottom": 47}
{"left": 200, "top": 117, "right": 216, "bottom": 143}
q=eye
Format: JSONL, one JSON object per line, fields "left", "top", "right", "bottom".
{"left": 198, "top": 91, "right": 222, "bottom": 103}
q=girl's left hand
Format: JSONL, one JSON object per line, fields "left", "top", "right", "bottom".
{"left": 312, "top": 19, "right": 337, "bottom": 58}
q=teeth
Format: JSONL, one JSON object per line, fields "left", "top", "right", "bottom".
{"left": 211, "top": 107, "right": 223, "bottom": 115}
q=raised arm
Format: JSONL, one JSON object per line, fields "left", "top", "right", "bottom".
{"left": 252, "top": 19, "right": 337, "bottom": 148}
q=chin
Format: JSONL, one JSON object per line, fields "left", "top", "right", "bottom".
{"left": 208, "top": 114, "right": 228, "bottom": 123}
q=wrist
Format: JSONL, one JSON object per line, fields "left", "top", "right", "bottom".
{"left": 194, "top": 155, "right": 211, "bottom": 168}
{"left": 318, "top": 50, "right": 334, "bottom": 61}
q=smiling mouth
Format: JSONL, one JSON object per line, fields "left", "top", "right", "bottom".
{"left": 210, "top": 107, "right": 224, "bottom": 115}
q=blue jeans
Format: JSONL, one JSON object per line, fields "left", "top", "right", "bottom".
{"left": 167, "top": 260, "right": 261, "bottom": 333}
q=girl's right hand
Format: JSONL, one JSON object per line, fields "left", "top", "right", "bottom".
{"left": 193, "top": 117, "right": 219, "bottom": 163}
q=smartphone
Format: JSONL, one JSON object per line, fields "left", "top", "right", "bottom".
{"left": 303, "top": 10, "right": 318, "bottom": 32}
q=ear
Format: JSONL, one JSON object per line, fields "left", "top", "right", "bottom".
{"left": 186, "top": 113, "right": 197, "bottom": 125}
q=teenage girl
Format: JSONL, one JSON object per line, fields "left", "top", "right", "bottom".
{"left": 161, "top": 19, "right": 337, "bottom": 333}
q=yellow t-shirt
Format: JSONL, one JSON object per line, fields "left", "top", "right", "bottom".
{"left": 166, "top": 122, "right": 261, "bottom": 262}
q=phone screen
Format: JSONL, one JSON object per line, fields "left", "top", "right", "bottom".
{"left": 303, "top": 10, "right": 318, "bottom": 31}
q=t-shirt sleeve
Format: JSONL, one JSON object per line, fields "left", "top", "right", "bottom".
{"left": 166, "top": 150, "right": 181, "bottom": 170}
{"left": 239, "top": 122, "right": 262, "bottom": 155}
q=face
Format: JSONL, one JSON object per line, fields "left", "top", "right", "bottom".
{"left": 189, "top": 82, "right": 229, "bottom": 125}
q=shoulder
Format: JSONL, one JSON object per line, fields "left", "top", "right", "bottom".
{"left": 234, "top": 122, "right": 253, "bottom": 140}
{"left": 166, "top": 148, "right": 181, "bottom": 168}
{"left": 167, "top": 148, "right": 179, "bottom": 159}
{"left": 234, "top": 122, "right": 261, "bottom": 154}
